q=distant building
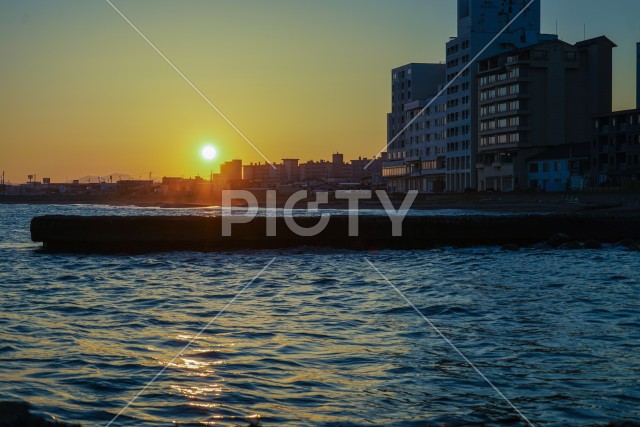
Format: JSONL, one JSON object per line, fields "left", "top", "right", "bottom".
{"left": 349, "top": 157, "right": 383, "bottom": 185}
{"left": 281, "top": 159, "right": 300, "bottom": 182}
{"left": 476, "top": 37, "right": 615, "bottom": 192}
{"left": 299, "top": 160, "right": 331, "bottom": 182}
{"left": 242, "top": 163, "right": 280, "bottom": 186}
{"left": 331, "top": 153, "right": 347, "bottom": 178}
{"left": 220, "top": 160, "right": 242, "bottom": 184}
{"left": 117, "top": 180, "right": 156, "bottom": 194}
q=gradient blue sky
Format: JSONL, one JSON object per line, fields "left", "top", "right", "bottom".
{"left": 1, "top": 1, "right": 639, "bottom": 182}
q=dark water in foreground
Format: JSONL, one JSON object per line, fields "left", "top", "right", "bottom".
{"left": 1, "top": 204, "right": 639, "bottom": 426}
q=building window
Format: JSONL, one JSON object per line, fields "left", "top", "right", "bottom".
{"left": 530, "top": 163, "right": 539, "bottom": 173}
{"left": 422, "top": 160, "right": 437, "bottom": 170}
{"left": 543, "top": 163, "right": 550, "bottom": 172}
{"left": 564, "top": 51, "right": 577, "bottom": 61}
{"left": 382, "top": 166, "right": 407, "bottom": 177}
{"left": 533, "top": 50, "right": 548, "bottom": 60}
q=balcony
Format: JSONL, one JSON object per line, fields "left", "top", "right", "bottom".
{"left": 479, "top": 126, "right": 528, "bottom": 137}
{"left": 480, "top": 163, "right": 514, "bottom": 178}
{"left": 420, "top": 168, "right": 446, "bottom": 176}
{"left": 478, "top": 142, "right": 518, "bottom": 152}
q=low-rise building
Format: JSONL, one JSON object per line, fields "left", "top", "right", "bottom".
{"left": 527, "top": 144, "right": 589, "bottom": 191}
{"left": 299, "top": 160, "right": 331, "bottom": 182}
{"left": 242, "top": 163, "right": 280, "bottom": 186}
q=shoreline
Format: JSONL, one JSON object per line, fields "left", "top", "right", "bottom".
{"left": 4, "top": 191, "right": 640, "bottom": 214}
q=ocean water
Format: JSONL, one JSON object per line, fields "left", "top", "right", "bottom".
{"left": 0, "top": 204, "right": 639, "bottom": 426}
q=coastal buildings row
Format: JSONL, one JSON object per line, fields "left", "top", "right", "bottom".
{"left": 383, "top": 0, "right": 640, "bottom": 193}
{"left": 242, "top": 153, "right": 383, "bottom": 188}
{"left": 3, "top": 153, "right": 384, "bottom": 197}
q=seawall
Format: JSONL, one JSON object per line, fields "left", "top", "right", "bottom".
{"left": 30, "top": 214, "right": 640, "bottom": 253}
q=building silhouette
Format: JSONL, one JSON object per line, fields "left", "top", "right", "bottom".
{"left": 241, "top": 153, "right": 382, "bottom": 188}
{"left": 220, "top": 159, "right": 243, "bottom": 184}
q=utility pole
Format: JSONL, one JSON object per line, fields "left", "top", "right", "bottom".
{"left": 1, "top": 171, "right": 4, "bottom": 196}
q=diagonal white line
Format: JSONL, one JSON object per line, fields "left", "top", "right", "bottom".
{"left": 365, "top": 0, "right": 536, "bottom": 169}
{"left": 104, "top": 257, "right": 277, "bottom": 427}
{"left": 365, "top": 258, "right": 535, "bottom": 427}
{"left": 103, "top": 0, "right": 277, "bottom": 170}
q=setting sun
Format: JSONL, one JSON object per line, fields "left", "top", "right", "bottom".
{"left": 201, "top": 145, "right": 217, "bottom": 161}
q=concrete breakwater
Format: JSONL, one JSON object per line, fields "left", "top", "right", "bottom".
{"left": 0, "top": 401, "right": 80, "bottom": 427}
{"left": 30, "top": 214, "right": 640, "bottom": 253}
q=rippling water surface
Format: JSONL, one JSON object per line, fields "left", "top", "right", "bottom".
{"left": 1, "top": 204, "right": 639, "bottom": 426}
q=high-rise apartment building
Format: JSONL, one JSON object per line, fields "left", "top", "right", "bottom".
{"left": 476, "top": 37, "right": 615, "bottom": 191}
{"left": 384, "top": 63, "right": 446, "bottom": 193}
{"left": 445, "top": 0, "right": 553, "bottom": 191}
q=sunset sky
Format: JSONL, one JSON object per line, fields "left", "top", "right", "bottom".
{"left": 1, "top": 0, "right": 639, "bottom": 183}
